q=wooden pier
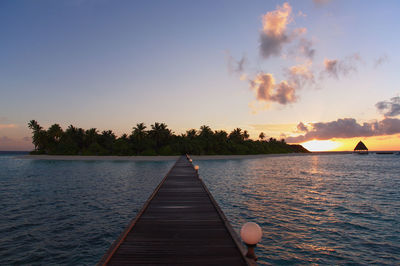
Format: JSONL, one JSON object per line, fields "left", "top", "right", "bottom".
{"left": 99, "top": 155, "right": 251, "bottom": 265}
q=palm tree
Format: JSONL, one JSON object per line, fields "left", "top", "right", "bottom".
{"left": 149, "top": 122, "right": 172, "bottom": 150}
{"left": 214, "top": 130, "right": 228, "bottom": 153}
{"left": 28, "top": 120, "right": 43, "bottom": 151}
{"left": 44, "top": 124, "right": 64, "bottom": 153}
{"left": 259, "top": 132, "right": 265, "bottom": 141}
{"left": 198, "top": 125, "right": 214, "bottom": 154}
{"left": 186, "top": 129, "right": 197, "bottom": 140}
{"left": 132, "top": 123, "right": 147, "bottom": 142}
{"left": 28, "top": 120, "right": 42, "bottom": 132}
{"left": 243, "top": 130, "right": 249, "bottom": 140}
{"left": 199, "top": 125, "right": 213, "bottom": 138}
{"left": 120, "top": 133, "right": 128, "bottom": 140}
{"left": 214, "top": 130, "right": 228, "bottom": 140}
{"left": 99, "top": 130, "right": 116, "bottom": 151}
{"left": 85, "top": 128, "right": 98, "bottom": 147}
{"left": 229, "top": 128, "right": 244, "bottom": 143}
{"left": 130, "top": 123, "right": 148, "bottom": 154}
{"left": 26, "top": 120, "right": 302, "bottom": 155}
{"left": 63, "top": 125, "right": 85, "bottom": 154}
{"left": 114, "top": 133, "right": 131, "bottom": 155}
{"left": 47, "top": 124, "right": 63, "bottom": 142}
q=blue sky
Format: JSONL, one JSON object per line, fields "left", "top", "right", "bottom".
{"left": 1, "top": 0, "right": 400, "bottom": 150}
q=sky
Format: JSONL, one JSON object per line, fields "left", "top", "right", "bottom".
{"left": 1, "top": 0, "right": 400, "bottom": 151}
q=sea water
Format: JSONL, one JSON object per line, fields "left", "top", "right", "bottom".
{"left": 0, "top": 152, "right": 399, "bottom": 265}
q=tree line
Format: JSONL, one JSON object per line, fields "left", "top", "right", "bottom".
{"left": 28, "top": 120, "right": 309, "bottom": 155}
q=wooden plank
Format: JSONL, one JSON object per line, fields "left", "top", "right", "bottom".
{"left": 98, "top": 155, "right": 251, "bottom": 265}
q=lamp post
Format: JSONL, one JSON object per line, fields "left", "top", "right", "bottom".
{"left": 194, "top": 165, "right": 199, "bottom": 174}
{"left": 189, "top": 159, "right": 193, "bottom": 163}
{"left": 240, "top": 222, "right": 262, "bottom": 261}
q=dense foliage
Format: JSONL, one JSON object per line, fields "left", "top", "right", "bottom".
{"left": 28, "top": 120, "right": 309, "bottom": 155}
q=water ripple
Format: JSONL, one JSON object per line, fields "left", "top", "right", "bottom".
{"left": 0, "top": 156, "right": 173, "bottom": 265}
{"left": 1, "top": 153, "right": 399, "bottom": 264}
{"left": 199, "top": 154, "right": 400, "bottom": 265}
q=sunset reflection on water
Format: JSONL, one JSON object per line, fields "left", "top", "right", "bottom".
{"left": 198, "top": 154, "right": 400, "bottom": 265}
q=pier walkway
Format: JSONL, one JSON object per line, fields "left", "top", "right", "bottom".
{"left": 99, "top": 155, "right": 249, "bottom": 265}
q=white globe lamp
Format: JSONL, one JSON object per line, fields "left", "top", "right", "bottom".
{"left": 240, "top": 222, "right": 262, "bottom": 260}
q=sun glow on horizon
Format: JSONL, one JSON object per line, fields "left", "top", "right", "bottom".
{"left": 301, "top": 139, "right": 342, "bottom": 152}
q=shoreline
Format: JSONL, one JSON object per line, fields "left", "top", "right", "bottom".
{"left": 17, "top": 152, "right": 352, "bottom": 161}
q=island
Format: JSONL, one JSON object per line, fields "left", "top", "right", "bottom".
{"left": 27, "top": 120, "right": 309, "bottom": 156}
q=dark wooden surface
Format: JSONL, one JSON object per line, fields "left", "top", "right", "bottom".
{"left": 99, "top": 156, "right": 249, "bottom": 265}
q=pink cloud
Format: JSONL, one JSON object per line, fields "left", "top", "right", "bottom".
{"left": 0, "top": 136, "right": 33, "bottom": 151}
{"left": 286, "top": 118, "right": 400, "bottom": 143}
{"left": 249, "top": 73, "right": 297, "bottom": 105}
{"left": 259, "top": 2, "right": 308, "bottom": 58}
{"left": 0, "top": 124, "right": 17, "bottom": 129}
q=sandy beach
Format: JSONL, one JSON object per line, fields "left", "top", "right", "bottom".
{"left": 17, "top": 152, "right": 351, "bottom": 161}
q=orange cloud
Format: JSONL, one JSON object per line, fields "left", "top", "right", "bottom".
{"left": 323, "top": 54, "right": 362, "bottom": 79}
{"left": 251, "top": 73, "right": 275, "bottom": 101}
{"left": 274, "top": 81, "right": 296, "bottom": 104}
{"left": 249, "top": 73, "right": 297, "bottom": 105}
{"left": 262, "top": 2, "right": 292, "bottom": 36}
{"left": 260, "top": 3, "right": 298, "bottom": 58}
{"left": 286, "top": 62, "right": 315, "bottom": 88}
{"left": 286, "top": 118, "right": 400, "bottom": 143}
{"left": 0, "top": 124, "right": 17, "bottom": 129}
{"left": 248, "top": 62, "right": 315, "bottom": 106}
{"left": 259, "top": 2, "right": 310, "bottom": 59}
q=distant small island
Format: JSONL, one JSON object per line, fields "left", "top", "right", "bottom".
{"left": 27, "top": 120, "right": 309, "bottom": 156}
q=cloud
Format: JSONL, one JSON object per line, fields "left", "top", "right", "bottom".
{"left": 262, "top": 2, "right": 292, "bottom": 37}
{"left": 273, "top": 81, "right": 297, "bottom": 104}
{"left": 323, "top": 59, "right": 339, "bottom": 77}
{"left": 249, "top": 73, "right": 297, "bottom": 105}
{"left": 0, "top": 124, "right": 17, "bottom": 129}
{"left": 0, "top": 117, "right": 9, "bottom": 123}
{"left": 0, "top": 135, "right": 33, "bottom": 150}
{"left": 376, "top": 96, "right": 400, "bottom": 117}
{"left": 260, "top": 2, "right": 306, "bottom": 58}
{"left": 297, "top": 122, "right": 308, "bottom": 132}
{"left": 251, "top": 73, "right": 274, "bottom": 101}
{"left": 323, "top": 53, "right": 362, "bottom": 79}
{"left": 226, "top": 52, "right": 247, "bottom": 74}
{"left": 374, "top": 54, "right": 389, "bottom": 68}
{"left": 313, "top": 0, "right": 331, "bottom": 6}
{"left": 286, "top": 117, "right": 400, "bottom": 143}
{"left": 248, "top": 62, "right": 316, "bottom": 106}
{"left": 240, "top": 3, "right": 319, "bottom": 110}
{"left": 259, "top": 29, "right": 290, "bottom": 59}
{"left": 0, "top": 118, "right": 17, "bottom": 129}
{"left": 285, "top": 62, "right": 315, "bottom": 88}
{"left": 0, "top": 136, "right": 12, "bottom": 143}
{"left": 298, "top": 38, "right": 315, "bottom": 59}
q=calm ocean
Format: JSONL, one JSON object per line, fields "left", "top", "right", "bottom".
{"left": 1, "top": 152, "right": 399, "bottom": 265}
